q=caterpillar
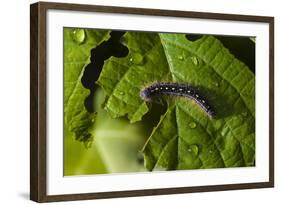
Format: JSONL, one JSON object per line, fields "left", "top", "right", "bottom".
{"left": 140, "top": 82, "right": 216, "bottom": 118}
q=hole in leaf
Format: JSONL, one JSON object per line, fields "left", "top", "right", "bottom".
{"left": 185, "top": 34, "right": 204, "bottom": 41}
{"left": 81, "top": 31, "right": 129, "bottom": 113}
{"left": 216, "top": 36, "right": 255, "bottom": 74}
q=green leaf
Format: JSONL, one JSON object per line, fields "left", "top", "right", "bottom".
{"left": 64, "top": 28, "right": 110, "bottom": 143}
{"left": 97, "top": 32, "right": 170, "bottom": 122}
{"left": 98, "top": 32, "right": 255, "bottom": 170}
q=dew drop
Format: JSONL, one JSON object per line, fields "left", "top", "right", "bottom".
{"left": 72, "top": 28, "right": 86, "bottom": 44}
{"left": 190, "top": 145, "right": 199, "bottom": 156}
{"left": 191, "top": 56, "right": 199, "bottom": 66}
{"left": 130, "top": 53, "right": 144, "bottom": 65}
{"left": 178, "top": 55, "right": 184, "bottom": 60}
{"left": 215, "top": 82, "right": 220, "bottom": 87}
{"left": 189, "top": 122, "right": 197, "bottom": 129}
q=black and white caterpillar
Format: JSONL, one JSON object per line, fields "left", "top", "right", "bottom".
{"left": 140, "top": 82, "right": 215, "bottom": 118}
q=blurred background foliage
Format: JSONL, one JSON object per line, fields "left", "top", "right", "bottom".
{"left": 64, "top": 89, "right": 149, "bottom": 175}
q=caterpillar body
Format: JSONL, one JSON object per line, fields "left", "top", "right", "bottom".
{"left": 140, "top": 82, "right": 215, "bottom": 118}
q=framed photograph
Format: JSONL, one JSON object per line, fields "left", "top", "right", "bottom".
{"left": 30, "top": 1, "right": 274, "bottom": 202}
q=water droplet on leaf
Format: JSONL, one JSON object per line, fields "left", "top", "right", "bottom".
{"left": 189, "top": 122, "right": 197, "bottom": 129}
{"left": 178, "top": 55, "right": 184, "bottom": 60}
{"left": 215, "top": 82, "right": 220, "bottom": 87}
{"left": 191, "top": 56, "right": 199, "bottom": 66}
{"left": 72, "top": 28, "right": 86, "bottom": 44}
{"left": 190, "top": 145, "right": 199, "bottom": 156}
{"left": 130, "top": 53, "right": 144, "bottom": 65}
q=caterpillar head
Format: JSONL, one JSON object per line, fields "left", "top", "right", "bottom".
{"left": 140, "top": 88, "right": 152, "bottom": 101}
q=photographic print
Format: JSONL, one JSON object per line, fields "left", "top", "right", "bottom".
{"left": 63, "top": 28, "right": 256, "bottom": 176}
{"left": 30, "top": 2, "right": 274, "bottom": 202}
